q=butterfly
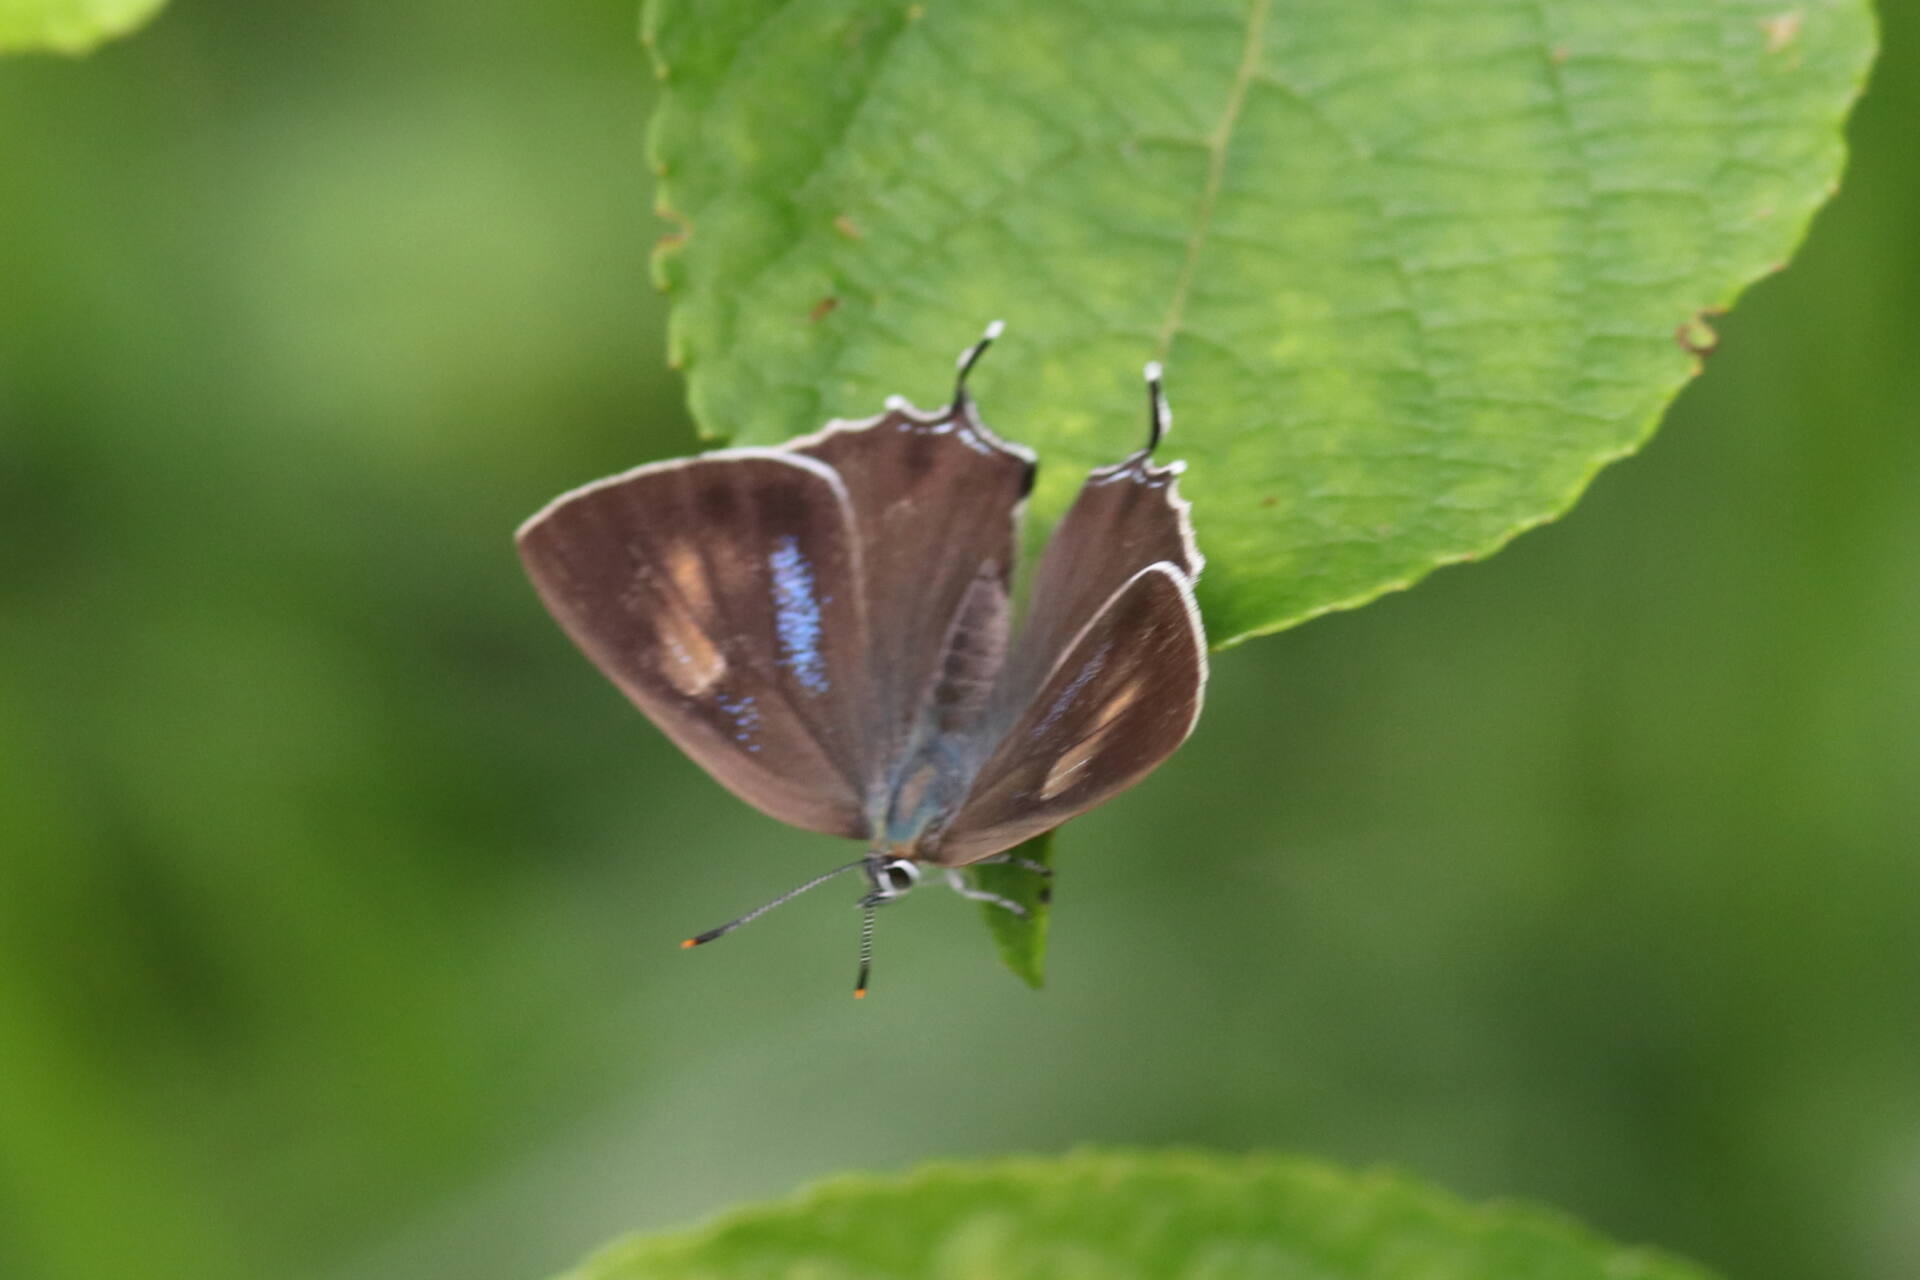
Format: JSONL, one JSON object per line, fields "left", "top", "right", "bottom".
{"left": 515, "top": 324, "right": 1206, "bottom": 994}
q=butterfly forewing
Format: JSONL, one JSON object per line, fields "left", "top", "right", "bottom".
{"left": 516, "top": 450, "right": 877, "bottom": 837}
{"left": 931, "top": 561, "right": 1208, "bottom": 866}
{"left": 791, "top": 406, "right": 1034, "bottom": 764}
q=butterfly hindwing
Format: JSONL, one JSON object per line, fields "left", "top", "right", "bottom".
{"left": 516, "top": 450, "right": 877, "bottom": 837}
{"left": 932, "top": 561, "right": 1207, "bottom": 866}
{"left": 1008, "top": 453, "right": 1203, "bottom": 698}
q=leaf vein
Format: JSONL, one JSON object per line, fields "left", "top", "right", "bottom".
{"left": 1152, "top": 0, "right": 1272, "bottom": 361}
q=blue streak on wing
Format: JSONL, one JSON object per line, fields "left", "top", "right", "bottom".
{"left": 769, "top": 535, "right": 829, "bottom": 695}
{"left": 716, "top": 692, "right": 762, "bottom": 752}
{"left": 1036, "top": 640, "right": 1110, "bottom": 733}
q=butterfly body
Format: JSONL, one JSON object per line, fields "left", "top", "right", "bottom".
{"left": 517, "top": 336, "right": 1205, "bottom": 986}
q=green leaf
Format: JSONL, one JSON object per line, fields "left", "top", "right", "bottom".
{"left": 969, "top": 831, "right": 1053, "bottom": 988}
{"left": 554, "top": 1149, "right": 1720, "bottom": 1280}
{"left": 0, "top": 0, "right": 167, "bottom": 54}
{"left": 644, "top": 0, "right": 1871, "bottom": 987}
{"left": 645, "top": 0, "right": 1873, "bottom": 647}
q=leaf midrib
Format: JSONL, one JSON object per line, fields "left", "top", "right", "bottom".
{"left": 1153, "top": 0, "right": 1273, "bottom": 360}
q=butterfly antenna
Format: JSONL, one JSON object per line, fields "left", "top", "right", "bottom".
{"left": 853, "top": 902, "right": 877, "bottom": 999}
{"left": 1143, "top": 360, "right": 1172, "bottom": 455}
{"left": 680, "top": 858, "right": 867, "bottom": 949}
{"left": 953, "top": 319, "right": 1006, "bottom": 410}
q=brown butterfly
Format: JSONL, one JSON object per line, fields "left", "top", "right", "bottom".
{"left": 516, "top": 325, "right": 1205, "bottom": 993}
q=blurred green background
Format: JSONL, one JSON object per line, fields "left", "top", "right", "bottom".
{"left": 1, "top": 3, "right": 1914, "bottom": 1280}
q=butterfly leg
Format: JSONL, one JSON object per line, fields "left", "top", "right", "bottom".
{"left": 974, "top": 852, "right": 1053, "bottom": 878}
{"left": 943, "top": 869, "right": 1028, "bottom": 918}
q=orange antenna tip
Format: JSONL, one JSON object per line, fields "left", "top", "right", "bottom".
{"left": 853, "top": 988, "right": 867, "bottom": 999}
{"left": 680, "top": 938, "right": 697, "bottom": 949}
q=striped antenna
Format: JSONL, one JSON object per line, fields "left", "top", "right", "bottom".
{"left": 681, "top": 858, "right": 867, "bottom": 949}
{"left": 853, "top": 903, "right": 877, "bottom": 998}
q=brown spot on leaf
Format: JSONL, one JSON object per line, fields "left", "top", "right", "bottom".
{"left": 1760, "top": 11, "right": 1803, "bottom": 54}
{"left": 809, "top": 296, "right": 840, "bottom": 323}
{"left": 1676, "top": 310, "right": 1724, "bottom": 358}
{"left": 1258, "top": 495, "right": 1278, "bottom": 509}
{"left": 834, "top": 214, "right": 863, "bottom": 240}
{"left": 1550, "top": 44, "right": 1570, "bottom": 65}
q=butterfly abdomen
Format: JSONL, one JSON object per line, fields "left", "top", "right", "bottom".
{"left": 874, "top": 563, "right": 1013, "bottom": 852}
{"left": 928, "top": 565, "right": 1010, "bottom": 735}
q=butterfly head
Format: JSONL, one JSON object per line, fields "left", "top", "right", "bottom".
{"left": 861, "top": 855, "right": 922, "bottom": 906}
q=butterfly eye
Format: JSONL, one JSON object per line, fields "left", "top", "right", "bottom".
{"left": 880, "top": 859, "right": 920, "bottom": 897}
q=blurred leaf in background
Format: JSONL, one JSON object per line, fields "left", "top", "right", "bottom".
{"left": 564, "top": 1150, "right": 1718, "bottom": 1280}
{"left": 1, "top": 2, "right": 672, "bottom": 1276}
{"left": 0, "top": 0, "right": 166, "bottom": 55}
{"left": 1, "top": 4, "right": 1917, "bottom": 1280}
